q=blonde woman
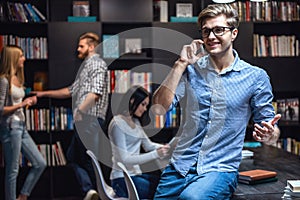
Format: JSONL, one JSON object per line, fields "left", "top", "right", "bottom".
{"left": 0, "top": 45, "right": 46, "bottom": 200}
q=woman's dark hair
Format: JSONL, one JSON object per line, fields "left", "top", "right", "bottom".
{"left": 117, "top": 85, "right": 151, "bottom": 126}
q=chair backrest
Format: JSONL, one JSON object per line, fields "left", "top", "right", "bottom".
{"left": 117, "top": 162, "right": 140, "bottom": 200}
{"left": 86, "top": 150, "right": 117, "bottom": 200}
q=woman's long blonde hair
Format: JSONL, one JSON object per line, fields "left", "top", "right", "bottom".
{"left": 0, "top": 45, "right": 25, "bottom": 91}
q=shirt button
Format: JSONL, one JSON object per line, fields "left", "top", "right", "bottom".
{"left": 205, "top": 135, "right": 208, "bottom": 138}
{"left": 208, "top": 120, "right": 211, "bottom": 124}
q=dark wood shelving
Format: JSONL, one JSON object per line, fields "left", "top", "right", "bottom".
{"left": 1, "top": 0, "right": 300, "bottom": 199}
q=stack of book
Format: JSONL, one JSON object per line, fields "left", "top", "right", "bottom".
{"left": 238, "top": 169, "right": 278, "bottom": 185}
{"left": 282, "top": 180, "right": 300, "bottom": 199}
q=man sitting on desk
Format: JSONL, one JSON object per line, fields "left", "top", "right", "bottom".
{"left": 152, "top": 3, "right": 281, "bottom": 200}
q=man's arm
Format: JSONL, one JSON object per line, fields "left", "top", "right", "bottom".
{"left": 77, "top": 93, "right": 99, "bottom": 113}
{"left": 153, "top": 39, "right": 205, "bottom": 114}
{"left": 152, "top": 59, "right": 188, "bottom": 114}
{"left": 73, "top": 93, "right": 99, "bottom": 121}
{"left": 33, "top": 87, "right": 71, "bottom": 99}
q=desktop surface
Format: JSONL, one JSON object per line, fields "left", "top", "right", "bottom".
{"left": 233, "top": 144, "right": 300, "bottom": 199}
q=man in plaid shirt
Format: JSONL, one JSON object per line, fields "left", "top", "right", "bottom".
{"left": 34, "top": 32, "right": 108, "bottom": 200}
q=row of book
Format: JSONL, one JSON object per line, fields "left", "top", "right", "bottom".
{"left": 153, "top": 1, "right": 300, "bottom": 23}
{"left": 253, "top": 34, "right": 299, "bottom": 57}
{"left": 0, "top": 34, "right": 48, "bottom": 59}
{"left": 274, "top": 98, "right": 299, "bottom": 123}
{"left": 24, "top": 104, "right": 182, "bottom": 132}
{"left": 2, "top": 2, "right": 46, "bottom": 23}
{"left": 0, "top": 142, "right": 66, "bottom": 167}
{"left": 108, "top": 70, "right": 152, "bottom": 93}
{"left": 38, "top": 142, "right": 67, "bottom": 167}
{"left": 154, "top": 106, "right": 181, "bottom": 129}
{"left": 272, "top": 138, "right": 300, "bottom": 156}
{"left": 25, "top": 107, "right": 74, "bottom": 132}
{"left": 230, "top": 1, "right": 300, "bottom": 22}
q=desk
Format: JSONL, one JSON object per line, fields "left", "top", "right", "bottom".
{"left": 233, "top": 145, "right": 300, "bottom": 199}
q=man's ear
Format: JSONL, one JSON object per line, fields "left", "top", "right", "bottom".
{"left": 88, "top": 44, "right": 95, "bottom": 52}
{"left": 231, "top": 28, "right": 238, "bottom": 42}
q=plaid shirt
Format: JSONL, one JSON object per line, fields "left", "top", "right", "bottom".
{"left": 69, "top": 54, "right": 108, "bottom": 119}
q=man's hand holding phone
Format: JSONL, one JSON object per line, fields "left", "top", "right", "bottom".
{"left": 180, "top": 39, "right": 206, "bottom": 64}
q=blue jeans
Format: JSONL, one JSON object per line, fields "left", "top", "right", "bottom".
{"left": 112, "top": 172, "right": 160, "bottom": 199}
{"left": 154, "top": 164, "right": 238, "bottom": 200}
{"left": 0, "top": 121, "right": 46, "bottom": 200}
{"left": 66, "top": 116, "right": 105, "bottom": 197}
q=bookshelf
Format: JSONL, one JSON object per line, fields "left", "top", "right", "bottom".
{"left": 0, "top": 0, "right": 300, "bottom": 198}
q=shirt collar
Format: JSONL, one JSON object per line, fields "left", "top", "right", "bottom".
{"left": 195, "top": 49, "right": 242, "bottom": 74}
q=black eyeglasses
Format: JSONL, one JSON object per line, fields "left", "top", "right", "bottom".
{"left": 199, "top": 26, "right": 235, "bottom": 38}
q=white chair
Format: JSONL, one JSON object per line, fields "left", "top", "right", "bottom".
{"left": 86, "top": 150, "right": 126, "bottom": 200}
{"left": 117, "top": 162, "right": 140, "bottom": 200}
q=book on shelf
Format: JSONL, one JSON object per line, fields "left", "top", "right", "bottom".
{"left": 6, "top": 2, "right": 17, "bottom": 22}
{"left": 102, "top": 34, "right": 119, "bottom": 58}
{"left": 72, "top": 1, "right": 90, "bottom": 17}
{"left": 108, "top": 70, "right": 152, "bottom": 93}
{"left": 37, "top": 143, "right": 66, "bottom": 166}
{"left": 276, "top": 98, "right": 299, "bottom": 123}
{"left": 276, "top": 99, "right": 286, "bottom": 121}
{"left": 154, "top": 106, "right": 180, "bottom": 128}
{"left": 239, "top": 169, "right": 277, "bottom": 181}
{"left": 285, "top": 98, "right": 299, "bottom": 122}
{"left": 176, "top": 3, "right": 193, "bottom": 18}
{"left": 31, "top": 5, "right": 46, "bottom": 21}
{"left": 24, "top": 3, "right": 41, "bottom": 22}
{"left": 153, "top": 0, "right": 168, "bottom": 22}
{"left": 0, "top": 3, "right": 5, "bottom": 22}
{"left": 15, "top": 3, "right": 28, "bottom": 23}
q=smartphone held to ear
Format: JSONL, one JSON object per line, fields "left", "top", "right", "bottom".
{"left": 180, "top": 40, "right": 207, "bottom": 64}
{"left": 195, "top": 44, "right": 207, "bottom": 57}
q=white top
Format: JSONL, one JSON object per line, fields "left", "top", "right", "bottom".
{"left": 11, "top": 84, "right": 25, "bottom": 121}
{"left": 108, "top": 115, "right": 162, "bottom": 180}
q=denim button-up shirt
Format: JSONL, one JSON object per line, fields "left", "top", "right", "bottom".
{"left": 170, "top": 50, "right": 275, "bottom": 176}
